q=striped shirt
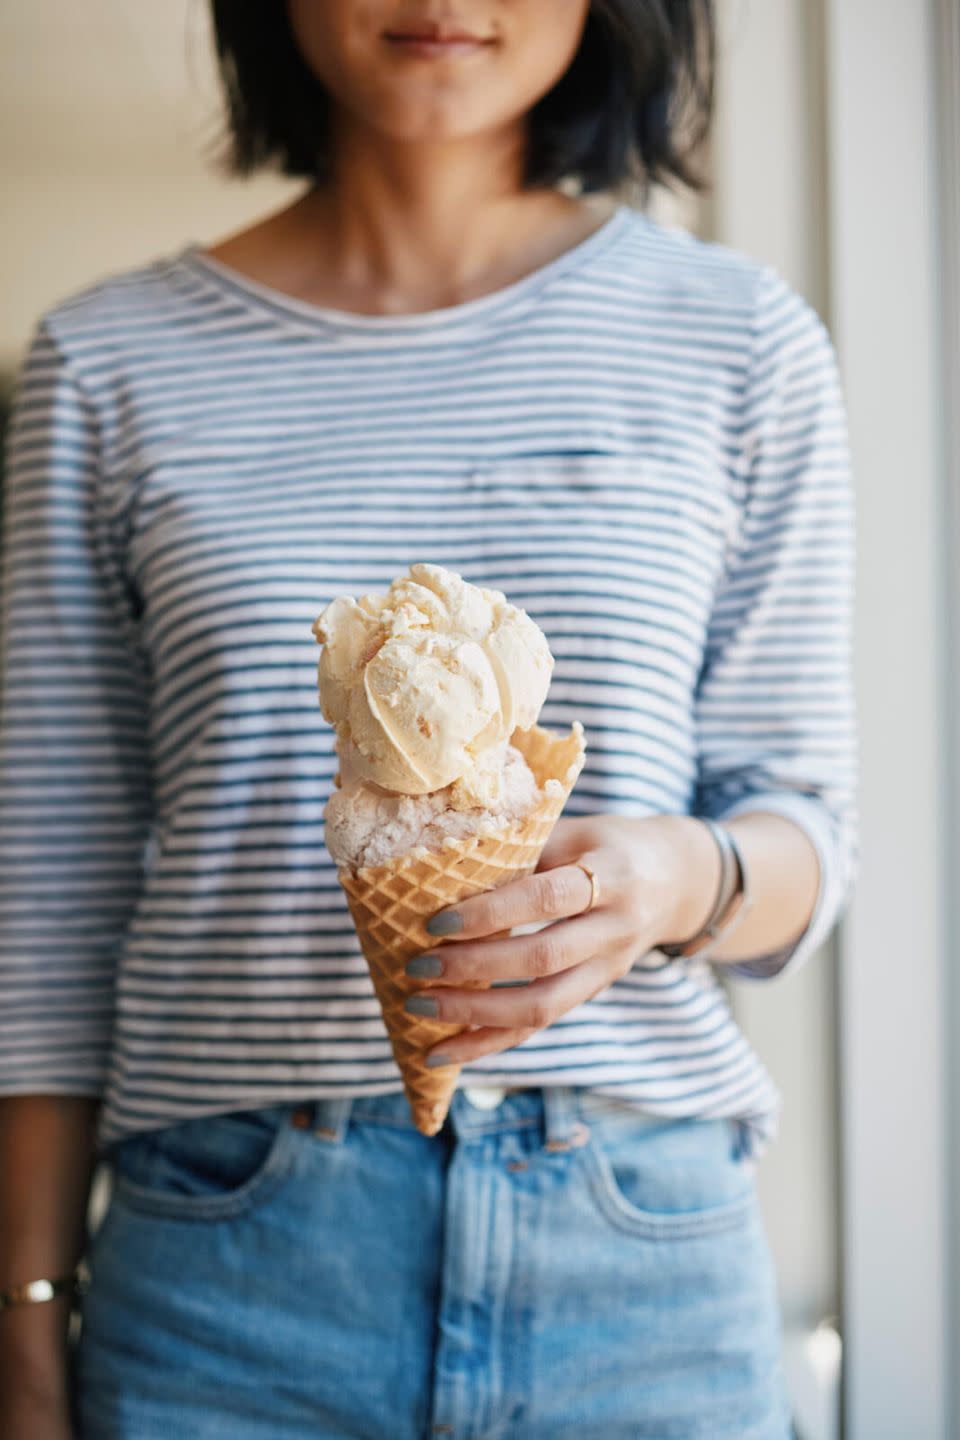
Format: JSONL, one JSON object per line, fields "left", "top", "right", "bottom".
{"left": 0, "top": 204, "right": 857, "bottom": 1152}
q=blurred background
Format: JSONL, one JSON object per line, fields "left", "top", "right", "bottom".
{"left": 1, "top": 3, "right": 957, "bottom": 1437}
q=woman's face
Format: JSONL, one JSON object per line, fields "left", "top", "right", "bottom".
{"left": 286, "top": 0, "right": 591, "bottom": 149}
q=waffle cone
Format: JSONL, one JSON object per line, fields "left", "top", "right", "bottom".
{"left": 336, "top": 722, "right": 586, "bottom": 1136}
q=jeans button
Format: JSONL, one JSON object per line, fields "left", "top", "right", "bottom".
{"left": 463, "top": 1086, "right": 507, "bottom": 1110}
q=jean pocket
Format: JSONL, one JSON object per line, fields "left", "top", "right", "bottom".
{"left": 578, "top": 1099, "right": 756, "bottom": 1240}
{"left": 110, "top": 1107, "right": 297, "bottom": 1222}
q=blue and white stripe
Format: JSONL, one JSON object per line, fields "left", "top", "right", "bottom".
{"left": 0, "top": 205, "right": 856, "bottom": 1150}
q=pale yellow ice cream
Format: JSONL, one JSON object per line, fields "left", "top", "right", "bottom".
{"left": 323, "top": 742, "right": 541, "bottom": 869}
{"left": 312, "top": 563, "right": 553, "bottom": 806}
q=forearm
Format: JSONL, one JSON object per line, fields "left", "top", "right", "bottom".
{"left": 0, "top": 1096, "right": 98, "bottom": 1405}
{"left": 656, "top": 811, "right": 820, "bottom": 965}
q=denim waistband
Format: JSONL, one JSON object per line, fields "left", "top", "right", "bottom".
{"left": 297, "top": 1086, "right": 669, "bottom": 1150}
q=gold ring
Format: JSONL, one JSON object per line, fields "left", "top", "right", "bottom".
{"left": 575, "top": 861, "right": 601, "bottom": 914}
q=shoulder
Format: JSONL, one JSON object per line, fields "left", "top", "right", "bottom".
{"left": 610, "top": 208, "right": 763, "bottom": 312}
{"left": 28, "top": 248, "right": 210, "bottom": 393}
{"left": 611, "top": 208, "right": 833, "bottom": 356}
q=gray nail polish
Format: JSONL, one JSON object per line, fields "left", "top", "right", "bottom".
{"left": 426, "top": 1053, "right": 454, "bottom": 1068}
{"left": 426, "top": 910, "right": 463, "bottom": 937}
{"left": 405, "top": 995, "right": 439, "bottom": 1017}
{"left": 405, "top": 954, "right": 444, "bottom": 979}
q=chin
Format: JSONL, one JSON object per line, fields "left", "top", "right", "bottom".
{"left": 377, "top": 93, "right": 504, "bottom": 144}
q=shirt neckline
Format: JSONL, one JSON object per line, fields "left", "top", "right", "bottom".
{"left": 177, "top": 203, "right": 634, "bottom": 336}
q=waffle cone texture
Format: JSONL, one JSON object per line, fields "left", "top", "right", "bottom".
{"left": 336, "top": 723, "right": 586, "bottom": 1136}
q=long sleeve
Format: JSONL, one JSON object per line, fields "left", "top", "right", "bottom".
{"left": 0, "top": 321, "right": 152, "bottom": 1095}
{"left": 693, "top": 269, "right": 858, "bottom": 979}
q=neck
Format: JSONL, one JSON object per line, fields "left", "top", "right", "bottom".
{"left": 295, "top": 113, "right": 576, "bottom": 311}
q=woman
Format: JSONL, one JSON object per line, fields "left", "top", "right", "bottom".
{"left": 0, "top": 2, "right": 856, "bottom": 1436}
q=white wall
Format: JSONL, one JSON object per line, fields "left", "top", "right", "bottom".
{"left": 936, "top": 2, "right": 960, "bottom": 1432}
{"left": 0, "top": 0, "right": 301, "bottom": 374}
{"left": 825, "top": 2, "right": 949, "bottom": 1437}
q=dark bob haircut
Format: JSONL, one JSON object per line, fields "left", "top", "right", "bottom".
{"left": 210, "top": 1, "right": 714, "bottom": 196}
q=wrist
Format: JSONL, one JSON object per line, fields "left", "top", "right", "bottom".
{"left": 645, "top": 814, "right": 723, "bottom": 948}
{"left": 0, "top": 1281, "right": 75, "bottom": 1371}
{"left": 0, "top": 1302, "right": 71, "bottom": 1351}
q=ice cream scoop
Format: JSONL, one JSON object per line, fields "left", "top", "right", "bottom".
{"left": 312, "top": 563, "right": 553, "bottom": 797}
{"left": 323, "top": 742, "right": 541, "bottom": 870}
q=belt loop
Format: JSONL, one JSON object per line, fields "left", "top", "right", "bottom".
{"left": 541, "top": 1087, "right": 590, "bottom": 1152}
{"left": 309, "top": 1097, "right": 353, "bottom": 1144}
{"left": 731, "top": 1118, "right": 757, "bottom": 1163}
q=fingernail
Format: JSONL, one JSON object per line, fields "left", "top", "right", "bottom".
{"left": 426, "top": 909, "right": 463, "bottom": 937}
{"left": 405, "top": 995, "right": 439, "bottom": 1018}
{"left": 405, "top": 954, "right": 444, "bottom": 979}
{"left": 426, "top": 1053, "right": 455, "bottom": 1068}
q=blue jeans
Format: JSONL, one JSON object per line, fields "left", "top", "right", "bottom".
{"left": 74, "top": 1088, "right": 792, "bottom": 1438}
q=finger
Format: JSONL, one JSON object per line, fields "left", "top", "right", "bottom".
{"left": 425, "top": 851, "right": 606, "bottom": 943}
{"left": 425, "top": 1026, "right": 537, "bottom": 1067}
{"left": 417, "top": 911, "right": 616, "bottom": 987}
{"left": 535, "top": 818, "right": 603, "bottom": 873}
{"left": 408, "top": 950, "right": 617, "bottom": 1032}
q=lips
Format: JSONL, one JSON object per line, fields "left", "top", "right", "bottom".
{"left": 383, "top": 21, "right": 495, "bottom": 55}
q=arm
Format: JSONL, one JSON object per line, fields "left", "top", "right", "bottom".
{"left": 687, "top": 265, "right": 857, "bottom": 977}
{"left": 0, "top": 1097, "right": 97, "bottom": 1438}
{"left": 0, "top": 323, "right": 153, "bottom": 1431}
{"left": 0, "top": 318, "right": 152, "bottom": 1084}
{"left": 0, "top": 321, "right": 152, "bottom": 1099}
{"left": 641, "top": 808, "right": 823, "bottom": 966}
{"left": 397, "top": 271, "right": 856, "bottom": 1061}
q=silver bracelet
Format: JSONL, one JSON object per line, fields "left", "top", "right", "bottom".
{"left": 660, "top": 819, "right": 750, "bottom": 959}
